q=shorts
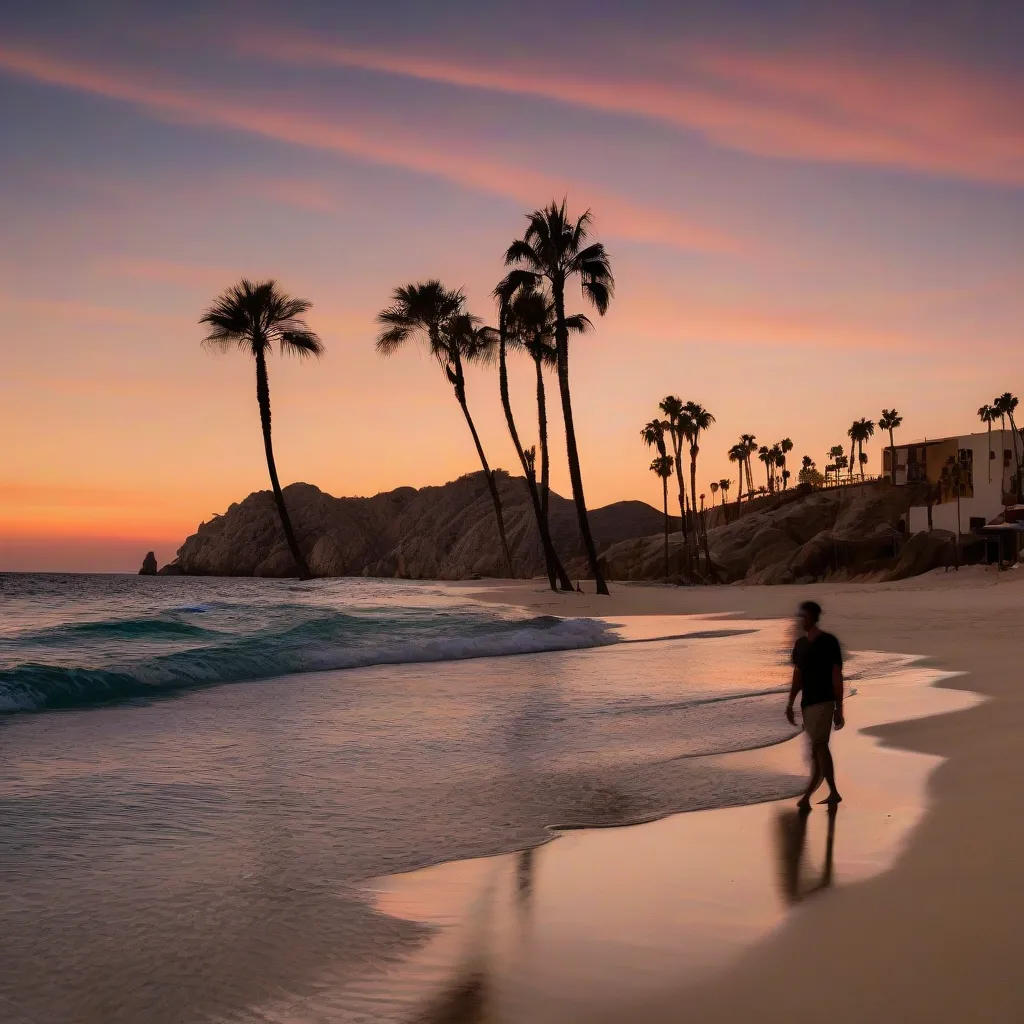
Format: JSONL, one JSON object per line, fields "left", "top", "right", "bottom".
{"left": 802, "top": 701, "right": 835, "bottom": 745}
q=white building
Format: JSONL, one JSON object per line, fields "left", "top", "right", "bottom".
{"left": 884, "top": 429, "right": 1018, "bottom": 535}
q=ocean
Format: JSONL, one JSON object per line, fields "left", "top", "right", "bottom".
{"left": 0, "top": 573, "right": 889, "bottom": 1022}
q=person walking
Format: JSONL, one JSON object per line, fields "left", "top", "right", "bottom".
{"left": 786, "top": 600, "right": 844, "bottom": 810}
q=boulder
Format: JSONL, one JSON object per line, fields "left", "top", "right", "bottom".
{"left": 884, "top": 530, "right": 956, "bottom": 581}
{"left": 138, "top": 552, "right": 158, "bottom": 575}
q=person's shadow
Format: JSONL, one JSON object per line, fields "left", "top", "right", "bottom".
{"left": 775, "top": 805, "right": 838, "bottom": 906}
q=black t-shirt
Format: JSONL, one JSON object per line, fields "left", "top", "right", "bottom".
{"left": 791, "top": 632, "right": 843, "bottom": 707}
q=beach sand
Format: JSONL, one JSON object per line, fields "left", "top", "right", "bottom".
{"left": 393, "top": 567, "right": 1022, "bottom": 1022}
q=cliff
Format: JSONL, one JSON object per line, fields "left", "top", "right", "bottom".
{"left": 167, "top": 472, "right": 681, "bottom": 580}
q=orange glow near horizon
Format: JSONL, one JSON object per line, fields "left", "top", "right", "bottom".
{"left": 2, "top": 7, "right": 1024, "bottom": 571}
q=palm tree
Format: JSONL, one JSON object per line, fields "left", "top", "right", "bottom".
{"left": 879, "top": 409, "right": 903, "bottom": 483}
{"left": 779, "top": 438, "right": 794, "bottom": 488}
{"left": 683, "top": 402, "right": 715, "bottom": 550}
{"left": 710, "top": 481, "right": 720, "bottom": 507}
{"left": 828, "top": 445, "right": 845, "bottom": 487}
{"left": 377, "top": 281, "right": 513, "bottom": 576}
{"left": 771, "top": 444, "right": 785, "bottom": 490}
{"left": 994, "top": 393, "right": 1021, "bottom": 499}
{"left": 978, "top": 404, "right": 996, "bottom": 483}
{"left": 200, "top": 278, "right": 323, "bottom": 580}
{"left": 719, "top": 478, "right": 732, "bottom": 521}
{"left": 758, "top": 445, "right": 775, "bottom": 493}
{"left": 660, "top": 397, "right": 691, "bottom": 546}
{"left": 846, "top": 422, "right": 858, "bottom": 482}
{"left": 650, "top": 454, "right": 674, "bottom": 581}
{"left": 494, "top": 275, "right": 573, "bottom": 591}
{"left": 856, "top": 419, "right": 876, "bottom": 480}
{"left": 506, "top": 200, "right": 614, "bottom": 595}
{"left": 728, "top": 444, "right": 746, "bottom": 503}
{"left": 740, "top": 434, "right": 759, "bottom": 500}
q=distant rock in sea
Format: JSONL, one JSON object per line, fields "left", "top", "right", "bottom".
{"left": 169, "top": 471, "right": 679, "bottom": 580}
{"left": 138, "top": 552, "right": 158, "bottom": 575}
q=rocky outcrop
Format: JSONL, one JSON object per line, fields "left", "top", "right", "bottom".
{"left": 138, "top": 552, "right": 158, "bottom": 575}
{"left": 883, "top": 529, "right": 956, "bottom": 581}
{"left": 601, "top": 482, "right": 931, "bottom": 584}
{"left": 170, "top": 473, "right": 677, "bottom": 580}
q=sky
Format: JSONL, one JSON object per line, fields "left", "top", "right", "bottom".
{"left": 2, "top": 1, "right": 1024, "bottom": 571}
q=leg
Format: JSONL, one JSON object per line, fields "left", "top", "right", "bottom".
{"left": 818, "top": 741, "right": 842, "bottom": 803}
{"left": 797, "top": 742, "right": 824, "bottom": 811}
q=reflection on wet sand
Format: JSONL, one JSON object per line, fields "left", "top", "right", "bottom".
{"left": 776, "top": 806, "right": 837, "bottom": 905}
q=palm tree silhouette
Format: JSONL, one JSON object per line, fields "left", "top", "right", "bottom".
{"left": 493, "top": 274, "right": 574, "bottom": 591}
{"left": 660, "top": 396, "right": 693, "bottom": 563}
{"left": 200, "top": 278, "right": 323, "bottom": 580}
{"left": 846, "top": 422, "right": 859, "bottom": 483}
{"left": 506, "top": 200, "right": 614, "bottom": 595}
{"left": 828, "top": 445, "right": 845, "bottom": 488}
{"left": 377, "top": 281, "right": 513, "bottom": 576}
{"left": 758, "top": 445, "right": 775, "bottom": 493}
{"left": 684, "top": 401, "right": 715, "bottom": 551}
{"left": 719, "top": 478, "right": 732, "bottom": 520}
{"left": 740, "top": 434, "right": 758, "bottom": 501}
{"left": 978, "top": 404, "right": 996, "bottom": 483}
{"left": 727, "top": 444, "right": 746, "bottom": 503}
{"left": 994, "top": 393, "right": 1021, "bottom": 500}
{"left": 856, "top": 419, "right": 876, "bottom": 480}
{"left": 879, "top": 409, "right": 902, "bottom": 483}
{"left": 650, "top": 454, "right": 674, "bottom": 580}
{"left": 779, "top": 437, "right": 794, "bottom": 487}
{"left": 710, "top": 481, "right": 719, "bottom": 507}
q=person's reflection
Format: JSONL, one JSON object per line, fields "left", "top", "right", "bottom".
{"left": 775, "top": 804, "right": 838, "bottom": 905}
{"left": 515, "top": 847, "right": 534, "bottom": 912}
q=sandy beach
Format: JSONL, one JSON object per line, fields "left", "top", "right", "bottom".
{"left": 446, "top": 568, "right": 1023, "bottom": 1022}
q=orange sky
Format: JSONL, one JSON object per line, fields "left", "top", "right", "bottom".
{"left": 2, "top": 2, "right": 1024, "bottom": 571}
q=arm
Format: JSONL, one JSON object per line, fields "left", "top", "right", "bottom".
{"left": 786, "top": 667, "right": 802, "bottom": 725}
{"left": 832, "top": 663, "right": 845, "bottom": 729}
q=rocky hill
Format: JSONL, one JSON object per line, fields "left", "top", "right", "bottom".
{"left": 601, "top": 481, "right": 940, "bottom": 584}
{"left": 165, "top": 472, "right": 681, "bottom": 580}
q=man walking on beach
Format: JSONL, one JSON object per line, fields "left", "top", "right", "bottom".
{"left": 786, "top": 600, "right": 844, "bottom": 810}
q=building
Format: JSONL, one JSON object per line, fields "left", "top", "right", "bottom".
{"left": 883, "top": 429, "right": 1018, "bottom": 534}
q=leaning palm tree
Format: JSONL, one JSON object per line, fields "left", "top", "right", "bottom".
{"left": 650, "top": 454, "right": 674, "bottom": 580}
{"left": 377, "top": 281, "right": 513, "bottom": 576}
{"left": 493, "top": 274, "right": 573, "bottom": 591}
{"left": 200, "top": 278, "right": 323, "bottom": 580}
{"left": 978, "top": 404, "right": 996, "bottom": 483}
{"left": 879, "top": 409, "right": 903, "bottom": 483}
{"left": 506, "top": 200, "right": 614, "bottom": 595}
{"left": 683, "top": 401, "right": 715, "bottom": 551}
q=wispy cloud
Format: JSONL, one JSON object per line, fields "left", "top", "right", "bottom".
{"left": 0, "top": 44, "right": 739, "bottom": 254}
{"left": 253, "top": 33, "right": 1024, "bottom": 186}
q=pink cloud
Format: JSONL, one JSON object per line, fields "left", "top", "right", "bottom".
{"left": 253, "top": 34, "right": 1024, "bottom": 186}
{"left": 0, "top": 44, "right": 737, "bottom": 254}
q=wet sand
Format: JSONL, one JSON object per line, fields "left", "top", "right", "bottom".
{"left": 350, "top": 613, "right": 977, "bottom": 1021}
{"left": 455, "top": 568, "right": 1023, "bottom": 1023}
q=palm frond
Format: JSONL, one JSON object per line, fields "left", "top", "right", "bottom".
{"left": 280, "top": 328, "right": 324, "bottom": 359}
{"left": 563, "top": 313, "right": 593, "bottom": 335}
{"left": 504, "top": 239, "right": 542, "bottom": 271}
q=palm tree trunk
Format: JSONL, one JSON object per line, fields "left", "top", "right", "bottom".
{"left": 255, "top": 350, "right": 311, "bottom": 580}
{"left": 689, "top": 448, "right": 700, "bottom": 559}
{"left": 671, "top": 438, "right": 690, "bottom": 576}
{"left": 1008, "top": 413, "right": 1022, "bottom": 502}
{"left": 498, "top": 315, "right": 572, "bottom": 591}
{"left": 662, "top": 476, "right": 669, "bottom": 581}
{"left": 534, "top": 355, "right": 551, "bottom": 524}
{"left": 889, "top": 428, "right": 896, "bottom": 484}
{"left": 552, "top": 279, "right": 608, "bottom": 595}
{"left": 987, "top": 421, "right": 992, "bottom": 483}
{"left": 859, "top": 440, "right": 866, "bottom": 480}
{"left": 449, "top": 351, "right": 514, "bottom": 577}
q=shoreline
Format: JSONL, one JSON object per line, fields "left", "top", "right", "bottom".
{"left": 342, "top": 598, "right": 977, "bottom": 1020}
{"left": 459, "top": 574, "right": 1022, "bottom": 1022}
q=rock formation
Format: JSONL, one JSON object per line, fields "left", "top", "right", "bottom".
{"left": 138, "top": 552, "right": 158, "bottom": 575}
{"left": 170, "top": 472, "right": 677, "bottom": 580}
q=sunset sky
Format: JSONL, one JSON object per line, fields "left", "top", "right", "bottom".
{"left": 3, "top": 1, "right": 1024, "bottom": 571}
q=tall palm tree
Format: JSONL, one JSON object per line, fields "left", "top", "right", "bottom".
{"left": 660, "top": 396, "right": 691, "bottom": 540}
{"left": 740, "top": 434, "right": 759, "bottom": 501}
{"left": 978, "top": 404, "right": 996, "bottom": 483}
{"left": 758, "top": 445, "right": 775, "bottom": 493}
{"left": 879, "top": 409, "right": 903, "bottom": 484}
{"left": 377, "top": 281, "right": 513, "bottom": 576}
{"left": 857, "top": 418, "right": 876, "bottom": 480}
{"left": 650, "top": 454, "right": 674, "bottom": 581}
{"left": 828, "top": 445, "right": 845, "bottom": 488}
{"left": 710, "top": 481, "right": 719, "bottom": 507}
{"left": 779, "top": 438, "right": 794, "bottom": 488}
{"left": 683, "top": 401, "right": 715, "bottom": 551}
{"left": 995, "top": 393, "right": 1022, "bottom": 499}
{"left": 719, "top": 478, "right": 732, "bottom": 521}
{"left": 493, "top": 274, "right": 573, "bottom": 591}
{"left": 728, "top": 444, "right": 746, "bottom": 502}
{"left": 846, "top": 422, "right": 859, "bottom": 482}
{"left": 200, "top": 278, "right": 323, "bottom": 580}
{"left": 506, "top": 200, "right": 614, "bottom": 595}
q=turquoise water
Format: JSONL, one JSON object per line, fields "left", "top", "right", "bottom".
{"left": 0, "top": 574, "right": 892, "bottom": 1022}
